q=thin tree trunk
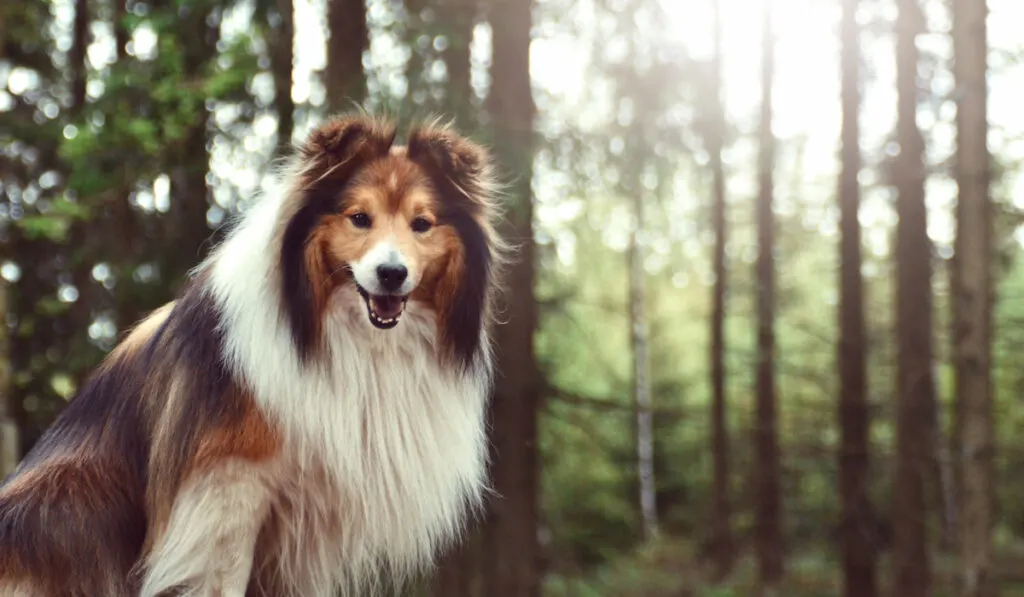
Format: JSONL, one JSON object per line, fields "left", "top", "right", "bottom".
{"left": 268, "top": 0, "right": 295, "bottom": 153}
{"left": 440, "top": 0, "right": 476, "bottom": 123}
{"left": 838, "top": 0, "right": 878, "bottom": 595}
{"left": 481, "top": 0, "right": 540, "bottom": 594}
{"left": 0, "top": 282, "right": 17, "bottom": 478}
{"left": 754, "top": 1, "right": 783, "bottom": 592}
{"left": 70, "top": 0, "right": 89, "bottom": 110}
{"left": 952, "top": 0, "right": 993, "bottom": 594}
{"left": 402, "top": 0, "right": 429, "bottom": 114}
{"left": 325, "top": 0, "right": 368, "bottom": 111}
{"left": 708, "top": 0, "right": 733, "bottom": 579}
{"left": 630, "top": 184, "right": 658, "bottom": 541}
{"left": 113, "top": 0, "right": 129, "bottom": 58}
{"left": 893, "top": 0, "right": 933, "bottom": 595}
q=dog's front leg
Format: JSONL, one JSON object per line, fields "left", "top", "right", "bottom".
{"left": 139, "top": 460, "right": 273, "bottom": 597}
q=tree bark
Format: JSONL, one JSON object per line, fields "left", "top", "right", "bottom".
{"left": 164, "top": 2, "right": 217, "bottom": 289}
{"left": 630, "top": 177, "right": 658, "bottom": 542}
{"left": 0, "top": 281, "right": 17, "bottom": 478}
{"left": 952, "top": 0, "right": 993, "bottom": 594}
{"left": 70, "top": 0, "right": 89, "bottom": 110}
{"left": 893, "top": 0, "right": 933, "bottom": 595}
{"left": 325, "top": 0, "right": 368, "bottom": 111}
{"left": 480, "top": 0, "right": 540, "bottom": 594}
{"left": 837, "top": 0, "right": 878, "bottom": 595}
{"left": 439, "top": 0, "right": 476, "bottom": 123}
{"left": 754, "top": 1, "right": 783, "bottom": 592}
{"left": 267, "top": 0, "right": 295, "bottom": 153}
{"left": 433, "top": 530, "right": 479, "bottom": 597}
{"left": 708, "top": 0, "right": 733, "bottom": 579}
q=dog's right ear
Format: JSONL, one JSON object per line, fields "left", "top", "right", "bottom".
{"left": 300, "top": 115, "right": 397, "bottom": 182}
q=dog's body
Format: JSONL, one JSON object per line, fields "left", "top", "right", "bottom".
{"left": 0, "top": 116, "right": 500, "bottom": 597}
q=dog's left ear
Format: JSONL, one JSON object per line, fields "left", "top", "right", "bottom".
{"left": 406, "top": 125, "right": 493, "bottom": 210}
{"left": 301, "top": 115, "right": 397, "bottom": 183}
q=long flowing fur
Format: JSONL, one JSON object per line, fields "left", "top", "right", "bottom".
{"left": 0, "top": 115, "right": 500, "bottom": 597}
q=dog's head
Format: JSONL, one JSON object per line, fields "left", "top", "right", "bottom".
{"left": 279, "top": 115, "right": 500, "bottom": 368}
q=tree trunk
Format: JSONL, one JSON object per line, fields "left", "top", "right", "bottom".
{"left": 0, "top": 281, "right": 17, "bottom": 478}
{"left": 630, "top": 182, "right": 658, "bottom": 542}
{"left": 70, "top": 0, "right": 89, "bottom": 110}
{"left": 480, "top": 0, "right": 540, "bottom": 594}
{"left": 708, "top": 0, "right": 733, "bottom": 579}
{"left": 754, "top": 1, "right": 783, "bottom": 592}
{"left": 267, "top": 0, "right": 295, "bottom": 153}
{"left": 952, "top": 0, "right": 993, "bottom": 594}
{"left": 325, "top": 0, "right": 368, "bottom": 111}
{"left": 431, "top": 1, "right": 482, "bottom": 591}
{"left": 893, "top": 0, "right": 933, "bottom": 595}
{"left": 113, "top": 0, "right": 129, "bottom": 58}
{"left": 439, "top": 0, "right": 476, "bottom": 123}
{"left": 433, "top": 530, "right": 479, "bottom": 597}
{"left": 164, "top": 4, "right": 217, "bottom": 290}
{"left": 837, "top": 0, "right": 878, "bottom": 595}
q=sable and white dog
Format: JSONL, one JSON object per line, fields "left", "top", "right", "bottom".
{"left": 0, "top": 115, "right": 501, "bottom": 597}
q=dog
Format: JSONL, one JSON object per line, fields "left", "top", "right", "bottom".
{"left": 0, "top": 115, "right": 502, "bottom": 597}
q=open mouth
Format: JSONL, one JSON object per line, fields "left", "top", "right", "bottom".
{"left": 355, "top": 285, "right": 408, "bottom": 329}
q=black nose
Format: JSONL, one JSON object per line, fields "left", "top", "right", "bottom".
{"left": 376, "top": 264, "right": 408, "bottom": 292}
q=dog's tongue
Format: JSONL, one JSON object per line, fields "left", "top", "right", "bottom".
{"left": 370, "top": 295, "right": 404, "bottom": 319}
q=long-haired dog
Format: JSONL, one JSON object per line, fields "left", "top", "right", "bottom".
{"left": 0, "top": 115, "right": 501, "bottom": 597}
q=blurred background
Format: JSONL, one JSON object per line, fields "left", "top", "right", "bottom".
{"left": 1, "top": 0, "right": 1022, "bottom": 595}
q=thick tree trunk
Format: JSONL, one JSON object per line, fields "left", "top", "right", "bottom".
{"left": 630, "top": 187, "right": 658, "bottom": 541}
{"left": 165, "top": 4, "right": 217, "bottom": 289}
{"left": 480, "top": 0, "right": 540, "bottom": 595}
{"left": 433, "top": 530, "right": 478, "bottom": 597}
{"left": 708, "top": 0, "right": 733, "bottom": 579}
{"left": 754, "top": 1, "right": 783, "bottom": 592}
{"left": 837, "top": 1, "right": 878, "bottom": 595}
{"left": 267, "top": 0, "right": 295, "bottom": 152}
{"left": 893, "top": 0, "right": 933, "bottom": 595}
{"left": 325, "top": 0, "right": 368, "bottom": 111}
{"left": 952, "top": 0, "right": 993, "bottom": 595}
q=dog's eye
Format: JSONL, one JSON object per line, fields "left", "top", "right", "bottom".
{"left": 350, "top": 213, "right": 372, "bottom": 229}
{"left": 411, "top": 217, "right": 434, "bottom": 233}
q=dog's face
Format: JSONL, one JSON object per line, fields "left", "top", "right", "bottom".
{"left": 310, "top": 157, "right": 459, "bottom": 329}
{"left": 282, "top": 116, "right": 497, "bottom": 365}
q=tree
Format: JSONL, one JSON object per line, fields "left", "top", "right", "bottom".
{"left": 707, "top": 0, "right": 734, "bottom": 578}
{"left": 481, "top": 0, "right": 541, "bottom": 593}
{"left": 326, "top": 0, "right": 369, "bottom": 110}
{"left": 629, "top": 152, "right": 658, "bottom": 542}
{"left": 258, "top": 0, "right": 295, "bottom": 153}
{"left": 837, "top": 0, "right": 878, "bottom": 595}
{"left": 754, "top": 0, "right": 783, "bottom": 591}
{"left": 892, "top": 0, "right": 933, "bottom": 594}
{"left": 952, "top": 0, "right": 993, "bottom": 594}
{"left": 164, "top": 1, "right": 219, "bottom": 290}
{"left": 0, "top": 281, "right": 16, "bottom": 478}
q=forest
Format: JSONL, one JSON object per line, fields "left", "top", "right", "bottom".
{"left": 1, "top": 0, "right": 1022, "bottom": 595}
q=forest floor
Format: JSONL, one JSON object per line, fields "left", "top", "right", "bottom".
{"left": 543, "top": 538, "right": 1024, "bottom": 597}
